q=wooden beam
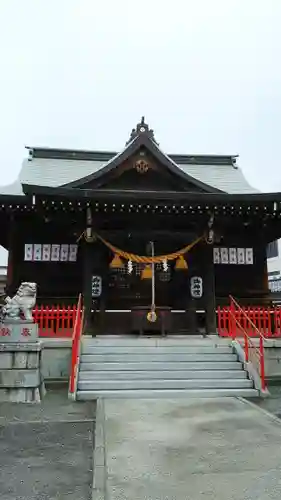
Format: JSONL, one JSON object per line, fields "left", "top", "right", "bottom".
{"left": 82, "top": 240, "right": 92, "bottom": 333}
{"left": 97, "top": 230, "right": 200, "bottom": 239}
{"left": 204, "top": 243, "right": 217, "bottom": 334}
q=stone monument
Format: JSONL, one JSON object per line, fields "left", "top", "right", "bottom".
{"left": 0, "top": 282, "right": 46, "bottom": 402}
{"left": 0, "top": 282, "right": 38, "bottom": 341}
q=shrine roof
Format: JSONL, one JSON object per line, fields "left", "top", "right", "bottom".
{"left": 0, "top": 117, "right": 258, "bottom": 196}
{"left": 16, "top": 153, "right": 256, "bottom": 195}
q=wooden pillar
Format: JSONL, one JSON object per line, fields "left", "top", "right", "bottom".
{"left": 204, "top": 243, "right": 217, "bottom": 335}
{"left": 6, "top": 215, "right": 17, "bottom": 296}
{"left": 82, "top": 240, "right": 92, "bottom": 332}
{"left": 186, "top": 295, "right": 197, "bottom": 333}
{"left": 185, "top": 273, "right": 197, "bottom": 333}
{"left": 262, "top": 243, "right": 269, "bottom": 295}
{"left": 82, "top": 238, "right": 107, "bottom": 335}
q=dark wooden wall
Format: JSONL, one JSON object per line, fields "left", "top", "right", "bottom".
{"left": 7, "top": 209, "right": 270, "bottom": 313}
{"left": 214, "top": 243, "right": 268, "bottom": 305}
{"left": 10, "top": 214, "right": 83, "bottom": 304}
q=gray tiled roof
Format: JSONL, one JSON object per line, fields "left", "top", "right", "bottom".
{"left": 177, "top": 163, "right": 258, "bottom": 194}
{"left": 157, "top": 141, "right": 258, "bottom": 194}
{"left": 19, "top": 158, "right": 106, "bottom": 187}
{"left": 0, "top": 149, "right": 258, "bottom": 195}
{"left": 0, "top": 179, "right": 24, "bottom": 195}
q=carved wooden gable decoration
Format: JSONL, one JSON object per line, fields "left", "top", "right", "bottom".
{"left": 63, "top": 117, "right": 221, "bottom": 193}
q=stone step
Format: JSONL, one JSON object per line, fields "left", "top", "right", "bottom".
{"left": 80, "top": 345, "right": 233, "bottom": 355}
{"left": 76, "top": 388, "right": 259, "bottom": 400}
{"left": 77, "top": 378, "right": 253, "bottom": 391}
{"left": 80, "top": 353, "right": 237, "bottom": 363}
{"left": 78, "top": 369, "right": 247, "bottom": 380}
{"left": 79, "top": 361, "right": 243, "bottom": 371}
{"left": 82, "top": 337, "right": 229, "bottom": 347}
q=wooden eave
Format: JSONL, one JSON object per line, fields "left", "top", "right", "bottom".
{"left": 0, "top": 193, "right": 30, "bottom": 204}
{"left": 21, "top": 184, "right": 281, "bottom": 206}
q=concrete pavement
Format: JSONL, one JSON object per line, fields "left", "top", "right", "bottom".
{"left": 2, "top": 388, "right": 281, "bottom": 499}
{"left": 0, "top": 388, "right": 96, "bottom": 500}
{"left": 95, "top": 397, "right": 281, "bottom": 500}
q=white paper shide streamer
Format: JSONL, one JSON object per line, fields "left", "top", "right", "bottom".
{"left": 162, "top": 259, "right": 168, "bottom": 272}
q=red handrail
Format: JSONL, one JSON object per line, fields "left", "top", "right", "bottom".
{"left": 69, "top": 294, "right": 84, "bottom": 396}
{"left": 229, "top": 295, "right": 266, "bottom": 392}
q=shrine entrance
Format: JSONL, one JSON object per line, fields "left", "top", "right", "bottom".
{"left": 87, "top": 234, "right": 210, "bottom": 336}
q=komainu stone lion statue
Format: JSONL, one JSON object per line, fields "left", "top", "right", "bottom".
{"left": 1, "top": 282, "right": 37, "bottom": 321}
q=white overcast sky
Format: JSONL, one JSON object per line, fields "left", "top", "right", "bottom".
{"left": 0, "top": 0, "right": 280, "bottom": 191}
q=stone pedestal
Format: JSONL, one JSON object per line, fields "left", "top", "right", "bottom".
{"left": 0, "top": 320, "right": 38, "bottom": 343}
{"left": 0, "top": 322, "right": 46, "bottom": 402}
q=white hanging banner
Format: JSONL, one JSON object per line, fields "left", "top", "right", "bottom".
{"left": 33, "top": 244, "right": 42, "bottom": 261}
{"left": 42, "top": 244, "right": 51, "bottom": 261}
{"left": 51, "top": 244, "right": 60, "bottom": 262}
{"left": 24, "top": 244, "right": 33, "bottom": 261}
{"left": 213, "top": 247, "right": 253, "bottom": 265}
{"left": 60, "top": 244, "right": 69, "bottom": 262}
{"left": 245, "top": 248, "right": 253, "bottom": 265}
{"left": 213, "top": 247, "right": 220, "bottom": 264}
{"left": 69, "top": 244, "right": 78, "bottom": 262}
{"left": 229, "top": 248, "right": 237, "bottom": 265}
{"left": 220, "top": 247, "right": 229, "bottom": 264}
{"left": 24, "top": 243, "right": 80, "bottom": 262}
{"left": 237, "top": 248, "right": 245, "bottom": 265}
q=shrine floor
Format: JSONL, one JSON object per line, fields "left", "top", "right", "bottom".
{"left": 0, "top": 387, "right": 96, "bottom": 500}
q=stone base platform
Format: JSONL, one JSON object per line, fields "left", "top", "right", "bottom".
{"left": 0, "top": 342, "right": 46, "bottom": 402}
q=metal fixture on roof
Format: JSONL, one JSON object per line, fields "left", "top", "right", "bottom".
{"left": 135, "top": 159, "right": 149, "bottom": 174}
{"left": 126, "top": 116, "right": 159, "bottom": 145}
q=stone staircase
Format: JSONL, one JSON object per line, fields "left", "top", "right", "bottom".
{"left": 76, "top": 336, "right": 259, "bottom": 399}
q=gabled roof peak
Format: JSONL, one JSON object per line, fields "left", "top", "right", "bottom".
{"left": 126, "top": 116, "right": 158, "bottom": 145}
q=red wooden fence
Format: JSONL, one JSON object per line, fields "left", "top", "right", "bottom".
{"left": 33, "top": 304, "right": 78, "bottom": 337}
{"left": 217, "top": 306, "right": 281, "bottom": 338}
{"left": 32, "top": 302, "right": 281, "bottom": 339}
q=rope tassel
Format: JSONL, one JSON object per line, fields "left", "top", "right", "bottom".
{"left": 109, "top": 254, "right": 124, "bottom": 268}
{"left": 175, "top": 255, "right": 188, "bottom": 270}
{"left": 141, "top": 264, "right": 153, "bottom": 280}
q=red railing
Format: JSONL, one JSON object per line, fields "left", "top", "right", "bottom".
{"left": 32, "top": 304, "right": 78, "bottom": 337}
{"left": 218, "top": 303, "right": 281, "bottom": 338}
{"left": 69, "top": 294, "right": 84, "bottom": 396}
{"left": 227, "top": 296, "right": 266, "bottom": 392}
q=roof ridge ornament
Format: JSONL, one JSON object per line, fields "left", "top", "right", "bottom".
{"left": 126, "top": 116, "right": 159, "bottom": 145}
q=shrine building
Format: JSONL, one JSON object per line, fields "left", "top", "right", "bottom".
{"left": 1, "top": 117, "right": 281, "bottom": 336}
